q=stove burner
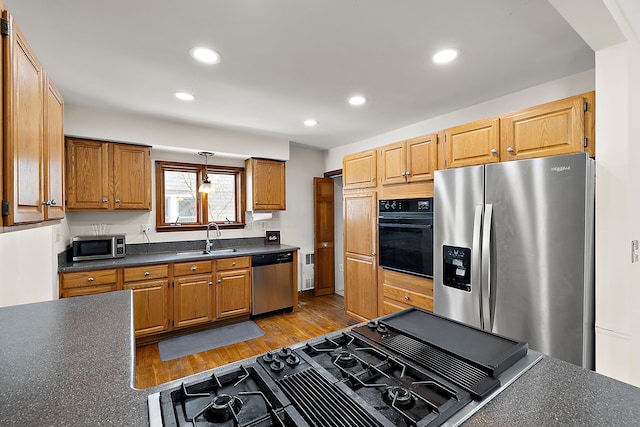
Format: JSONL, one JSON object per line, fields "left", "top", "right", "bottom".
{"left": 367, "top": 320, "right": 378, "bottom": 329}
{"left": 278, "top": 347, "right": 293, "bottom": 358}
{"left": 203, "top": 394, "right": 243, "bottom": 423}
{"left": 285, "top": 354, "right": 300, "bottom": 366}
{"left": 333, "top": 350, "right": 358, "bottom": 368}
{"left": 270, "top": 359, "right": 286, "bottom": 372}
{"left": 262, "top": 351, "right": 278, "bottom": 363}
{"left": 382, "top": 386, "right": 416, "bottom": 410}
{"left": 376, "top": 324, "right": 389, "bottom": 335}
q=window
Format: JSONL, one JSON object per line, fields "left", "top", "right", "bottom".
{"left": 155, "top": 161, "right": 245, "bottom": 231}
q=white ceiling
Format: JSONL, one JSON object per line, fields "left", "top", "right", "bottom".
{"left": 4, "top": 0, "right": 594, "bottom": 150}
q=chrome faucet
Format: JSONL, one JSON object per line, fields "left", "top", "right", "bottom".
{"left": 205, "top": 222, "right": 221, "bottom": 253}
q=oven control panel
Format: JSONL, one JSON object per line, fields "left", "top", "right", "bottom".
{"left": 379, "top": 198, "right": 432, "bottom": 213}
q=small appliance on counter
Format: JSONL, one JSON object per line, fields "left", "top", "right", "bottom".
{"left": 148, "top": 308, "right": 542, "bottom": 426}
{"left": 71, "top": 234, "right": 126, "bottom": 261}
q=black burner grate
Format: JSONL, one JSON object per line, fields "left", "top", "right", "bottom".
{"left": 279, "top": 368, "right": 383, "bottom": 427}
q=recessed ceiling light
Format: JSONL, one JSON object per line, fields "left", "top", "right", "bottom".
{"left": 348, "top": 95, "right": 367, "bottom": 106}
{"left": 304, "top": 119, "right": 319, "bottom": 127}
{"left": 433, "top": 48, "right": 458, "bottom": 64}
{"left": 174, "top": 92, "right": 194, "bottom": 101}
{"left": 190, "top": 47, "right": 221, "bottom": 64}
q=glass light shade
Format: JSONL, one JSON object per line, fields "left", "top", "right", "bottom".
{"left": 199, "top": 178, "right": 214, "bottom": 193}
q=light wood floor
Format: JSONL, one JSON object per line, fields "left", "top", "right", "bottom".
{"left": 135, "top": 292, "right": 358, "bottom": 389}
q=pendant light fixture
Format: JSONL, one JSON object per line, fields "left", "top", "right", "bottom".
{"left": 198, "top": 152, "right": 215, "bottom": 193}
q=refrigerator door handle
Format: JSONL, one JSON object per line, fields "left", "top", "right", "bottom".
{"left": 481, "top": 203, "right": 493, "bottom": 331}
{"left": 472, "top": 204, "right": 483, "bottom": 327}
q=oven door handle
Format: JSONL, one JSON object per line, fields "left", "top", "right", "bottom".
{"left": 378, "top": 223, "right": 432, "bottom": 229}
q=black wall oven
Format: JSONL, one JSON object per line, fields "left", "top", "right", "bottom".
{"left": 378, "top": 198, "right": 433, "bottom": 278}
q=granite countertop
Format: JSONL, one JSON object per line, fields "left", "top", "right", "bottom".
{"left": 58, "top": 238, "right": 300, "bottom": 272}
{"left": 2, "top": 292, "right": 640, "bottom": 426}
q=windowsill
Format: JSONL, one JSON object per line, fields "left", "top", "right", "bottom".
{"left": 156, "top": 223, "right": 246, "bottom": 232}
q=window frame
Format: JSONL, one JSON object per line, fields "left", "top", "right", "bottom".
{"left": 155, "top": 160, "right": 245, "bottom": 232}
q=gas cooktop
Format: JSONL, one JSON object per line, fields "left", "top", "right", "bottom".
{"left": 148, "top": 308, "right": 542, "bottom": 427}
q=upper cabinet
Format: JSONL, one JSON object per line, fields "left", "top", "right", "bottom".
{"left": 500, "top": 93, "right": 594, "bottom": 161}
{"left": 343, "top": 150, "right": 377, "bottom": 190}
{"left": 443, "top": 117, "right": 500, "bottom": 169}
{"left": 65, "top": 137, "right": 151, "bottom": 211}
{"left": 245, "top": 158, "right": 286, "bottom": 211}
{"left": 379, "top": 134, "right": 437, "bottom": 186}
{"left": 2, "top": 12, "right": 64, "bottom": 225}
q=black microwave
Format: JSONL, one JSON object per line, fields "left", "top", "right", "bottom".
{"left": 72, "top": 235, "right": 126, "bottom": 261}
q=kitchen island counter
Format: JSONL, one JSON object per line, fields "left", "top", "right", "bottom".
{"left": 2, "top": 292, "right": 640, "bottom": 426}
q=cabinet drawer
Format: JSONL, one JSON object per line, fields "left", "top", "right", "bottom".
{"left": 383, "top": 284, "right": 433, "bottom": 312}
{"left": 217, "top": 257, "right": 250, "bottom": 271}
{"left": 61, "top": 269, "right": 118, "bottom": 289}
{"left": 61, "top": 284, "right": 116, "bottom": 298}
{"left": 123, "top": 264, "right": 168, "bottom": 282}
{"left": 174, "top": 260, "right": 212, "bottom": 276}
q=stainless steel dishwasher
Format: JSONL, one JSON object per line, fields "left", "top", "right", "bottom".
{"left": 251, "top": 252, "right": 294, "bottom": 316}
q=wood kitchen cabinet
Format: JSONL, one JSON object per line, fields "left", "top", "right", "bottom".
{"left": 65, "top": 137, "right": 152, "bottom": 211}
{"left": 500, "top": 92, "right": 595, "bottom": 161}
{"left": 59, "top": 269, "right": 118, "bottom": 298}
{"left": 173, "top": 260, "right": 215, "bottom": 329}
{"left": 2, "top": 12, "right": 66, "bottom": 225}
{"left": 443, "top": 117, "right": 501, "bottom": 169}
{"left": 343, "top": 150, "right": 377, "bottom": 190}
{"left": 215, "top": 257, "right": 251, "bottom": 319}
{"left": 380, "top": 269, "right": 433, "bottom": 315}
{"left": 379, "top": 134, "right": 437, "bottom": 185}
{"left": 343, "top": 191, "right": 378, "bottom": 321}
{"left": 245, "top": 158, "right": 286, "bottom": 211}
{"left": 123, "top": 265, "right": 170, "bottom": 338}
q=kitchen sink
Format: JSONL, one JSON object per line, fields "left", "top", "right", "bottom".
{"left": 175, "top": 248, "right": 238, "bottom": 256}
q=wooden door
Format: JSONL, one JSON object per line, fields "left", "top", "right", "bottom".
{"left": 406, "top": 134, "right": 436, "bottom": 182}
{"left": 314, "top": 177, "right": 335, "bottom": 296}
{"left": 343, "top": 150, "right": 377, "bottom": 189}
{"left": 216, "top": 269, "right": 251, "bottom": 318}
{"left": 500, "top": 94, "right": 587, "bottom": 161}
{"left": 379, "top": 141, "right": 406, "bottom": 185}
{"left": 65, "top": 138, "right": 110, "bottom": 210}
{"left": 43, "top": 74, "right": 64, "bottom": 220}
{"left": 112, "top": 143, "right": 152, "bottom": 210}
{"left": 124, "top": 279, "right": 170, "bottom": 337}
{"left": 174, "top": 274, "right": 214, "bottom": 328}
{"left": 3, "top": 13, "right": 44, "bottom": 224}
{"left": 444, "top": 117, "right": 500, "bottom": 169}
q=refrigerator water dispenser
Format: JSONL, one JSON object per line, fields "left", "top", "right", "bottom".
{"left": 443, "top": 245, "right": 471, "bottom": 292}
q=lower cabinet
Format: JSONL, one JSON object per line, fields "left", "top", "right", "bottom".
{"left": 173, "top": 260, "right": 215, "bottom": 329}
{"left": 380, "top": 269, "right": 433, "bottom": 315}
{"left": 215, "top": 257, "right": 251, "bottom": 319}
{"left": 344, "top": 253, "right": 378, "bottom": 321}
{"left": 59, "top": 269, "right": 117, "bottom": 298}
{"left": 123, "top": 265, "right": 170, "bottom": 337}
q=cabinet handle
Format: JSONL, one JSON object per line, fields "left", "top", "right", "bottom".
{"left": 191, "top": 266, "right": 197, "bottom": 271}
{"left": 42, "top": 200, "right": 50, "bottom": 206}
{"left": 209, "top": 281, "right": 213, "bottom": 286}
{"left": 217, "top": 279, "right": 222, "bottom": 283}
{"left": 102, "top": 199, "right": 108, "bottom": 203}
{"left": 255, "top": 202, "right": 259, "bottom": 205}
{"left": 405, "top": 171, "right": 410, "bottom": 176}
{"left": 404, "top": 295, "right": 410, "bottom": 301}
{"left": 490, "top": 149, "right": 498, "bottom": 154}
{"left": 231, "top": 262, "right": 236, "bottom": 266}
{"left": 144, "top": 272, "right": 150, "bottom": 276}
{"left": 506, "top": 147, "right": 514, "bottom": 153}
{"left": 50, "top": 199, "right": 57, "bottom": 206}
{"left": 87, "top": 277, "right": 94, "bottom": 282}
{"left": 115, "top": 199, "right": 121, "bottom": 203}
{"left": 401, "top": 172, "right": 406, "bottom": 176}
{"left": 370, "top": 177, "right": 375, "bottom": 181}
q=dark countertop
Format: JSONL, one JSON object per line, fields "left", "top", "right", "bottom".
{"left": 58, "top": 241, "right": 300, "bottom": 272}
{"left": 2, "top": 292, "right": 640, "bottom": 426}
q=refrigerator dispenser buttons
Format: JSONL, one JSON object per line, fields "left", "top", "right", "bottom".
{"left": 633, "top": 240, "right": 639, "bottom": 263}
{"left": 443, "top": 245, "right": 472, "bottom": 292}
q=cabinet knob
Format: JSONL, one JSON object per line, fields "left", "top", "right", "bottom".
{"left": 191, "top": 266, "right": 197, "bottom": 271}
{"left": 115, "top": 199, "right": 121, "bottom": 203}
{"left": 87, "top": 277, "right": 94, "bottom": 282}
{"left": 490, "top": 149, "right": 498, "bottom": 154}
{"left": 217, "top": 279, "right": 222, "bottom": 283}
{"left": 506, "top": 147, "right": 515, "bottom": 153}
{"left": 401, "top": 172, "right": 406, "bottom": 176}
{"left": 50, "top": 199, "right": 57, "bottom": 206}
{"left": 404, "top": 295, "right": 410, "bottom": 301}
{"left": 209, "top": 281, "right": 213, "bottom": 286}
{"left": 144, "top": 272, "right": 150, "bottom": 276}
{"left": 255, "top": 202, "right": 259, "bottom": 205}
{"left": 406, "top": 171, "right": 410, "bottom": 176}
{"left": 41, "top": 200, "right": 50, "bottom": 206}
{"left": 102, "top": 199, "right": 108, "bottom": 203}
{"left": 231, "top": 262, "right": 236, "bottom": 266}
{"left": 370, "top": 177, "right": 375, "bottom": 181}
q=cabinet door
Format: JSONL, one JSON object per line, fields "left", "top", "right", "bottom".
{"left": 124, "top": 279, "right": 170, "bottom": 337}
{"left": 65, "top": 138, "right": 110, "bottom": 210}
{"left": 43, "top": 75, "right": 64, "bottom": 220}
{"left": 500, "top": 94, "right": 586, "bottom": 161}
{"left": 112, "top": 143, "right": 152, "bottom": 210}
{"left": 249, "top": 158, "right": 286, "bottom": 210}
{"left": 444, "top": 117, "right": 500, "bottom": 169}
{"left": 174, "top": 273, "right": 214, "bottom": 328}
{"left": 3, "top": 14, "right": 44, "bottom": 224}
{"left": 216, "top": 269, "right": 251, "bottom": 318}
{"left": 343, "top": 150, "right": 377, "bottom": 189}
{"left": 379, "top": 141, "right": 406, "bottom": 185}
{"left": 406, "top": 134, "right": 436, "bottom": 182}
{"left": 344, "top": 253, "right": 377, "bottom": 321}
{"left": 344, "top": 192, "right": 376, "bottom": 257}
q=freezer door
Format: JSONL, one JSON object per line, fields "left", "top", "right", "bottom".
{"left": 485, "top": 153, "right": 594, "bottom": 368}
{"left": 434, "top": 165, "right": 485, "bottom": 328}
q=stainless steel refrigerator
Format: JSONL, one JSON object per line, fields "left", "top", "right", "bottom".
{"left": 433, "top": 152, "right": 595, "bottom": 369}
